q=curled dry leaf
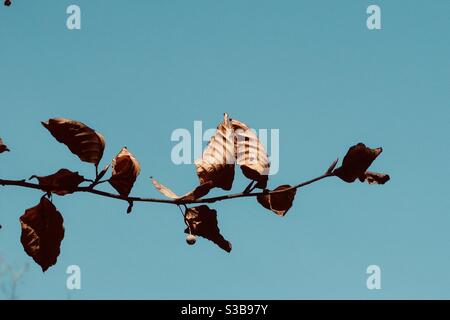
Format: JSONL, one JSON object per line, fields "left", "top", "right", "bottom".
{"left": 231, "top": 118, "right": 270, "bottom": 189}
{"left": 151, "top": 178, "right": 212, "bottom": 202}
{"left": 184, "top": 205, "right": 232, "bottom": 252}
{"left": 42, "top": 118, "right": 105, "bottom": 165}
{"left": 30, "top": 169, "right": 85, "bottom": 196}
{"left": 20, "top": 197, "right": 65, "bottom": 272}
{"left": 362, "top": 171, "right": 390, "bottom": 185}
{"left": 109, "top": 147, "right": 141, "bottom": 197}
{"left": 257, "top": 185, "right": 297, "bottom": 216}
{"left": 0, "top": 138, "right": 10, "bottom": 153}
{"left": 195, "top": 113, "right": 235, "bottom": 191}
{"left": 333, "top": 143, "right": 385, "bottom": 183}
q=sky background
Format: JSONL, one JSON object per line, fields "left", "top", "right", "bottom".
{"left": 0, "top": 0, "right": 449, "bottom": 299}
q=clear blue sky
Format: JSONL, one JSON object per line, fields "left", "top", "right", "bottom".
{"left": 0, "top": 0, "right": 449, "bottom": 299}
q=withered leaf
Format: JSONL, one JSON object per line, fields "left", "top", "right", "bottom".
{"left": 0, "top": 138, "right": 10, "bottom": 153}
{"left": 195, "top": 113, "right": 235, "bottom": 191}
{"left": 31, "top": 169, "right": 85, "bottom": 196}
{"left": 42, "top": 118, "right": 105, "bottom": 165}
{"left": 109, "top": 147, "right": 141, "bottom": 197}
{"left": 231, "top": 118, "right": 270, "bottom": 189}
{"left": 151, "top": 178, "right": 212, "bottom": 202}
{"left": 362, "top": 171, "right": 390, "bottom": 185}
{"left": 333, "top": 143, "right": 384, "bottom": 183}
{"left": 151, "top": 177, "right": 178, "bottom": 198}
{"left": 184, "top": 205, "right": 232, "bottom": 252}
{"left": 257, "top": 185, "right": 297, "bottom": 216}
{"left": 20, "top": 197, "right": 65, "bottom": 272}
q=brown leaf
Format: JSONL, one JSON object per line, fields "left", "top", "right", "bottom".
{"left": 30, "top": 169, "right": 85, "bottom": 196}
{"left": 109, "top": 147, "right": 141, "bottom": 197}
{"left": 184, "top": 205, "right": 232, "bottom": 252}
{"left": 0, "top": 138, "right": 10, "bottom": 153}
{"left": 333, "top": 143, "right": 383, "bottom": 183}
{"left": 231, "top": 118, "right": 270, "bottom": 189}
{"left": 151, "top": 178, "right": 212, "bottom": 202}
{"left": 257, "top": 185, "right": 297, "bottom": 216}
{"left": 195, "top": 113, "right": 235, "bottom": 191}
{"left": 152, "top": 177, "right": 179, "bottom": 199}
{"left": 42, "top": 118, "right": 105, "bottom": 165}
{"left": 20, "top": 197, "right": 65, "bottom": 272}
{"left": 362, "top": 171, "right": 390, "bottom": 185}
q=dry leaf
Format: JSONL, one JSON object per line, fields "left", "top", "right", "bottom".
{"left": 151, "top": 178, "right": 212, "bottom": 202}
{"left": 257, "top": 185, "right": 297, "bottom": 216}
{"left": 30, "top": 169, "right": 85, "bottom": 196}
{"left": 362, "top": 171, "right": 390, "bottom": 185}
{"left": 0, "top": 138, "right": 10, "bottom": 153}
{"left": 195, "top": 113, "right": 235, "bottom": 190}
{"left": 333, "top": 143, "right": 383, "bottom": 183}
{"left": 42, "top": 118, "right": 105, "bottom": 165}
{"left": 20, "top": 197, "right": 65, "bottom": 272}
{"left": 231, "top": 118, "right": 270, "bottom": 189}
{"left": 109, "top": 147, "right": 141, "bottom": 197}
{"left": 184, "top": 205, "right": 232, "bottom": 252}
{"left": 151, "top": 178, "right": 178, "bottom": 199}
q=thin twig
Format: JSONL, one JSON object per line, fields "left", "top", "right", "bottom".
{"left": 0, "top": 172, "right": 333, "bottom": 206}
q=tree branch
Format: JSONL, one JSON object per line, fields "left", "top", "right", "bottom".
{"left": 0, "top": 172, "right": 333, "bottom": 207}
{"left": 0, "top": 115, "right": 389, "bottom": 269}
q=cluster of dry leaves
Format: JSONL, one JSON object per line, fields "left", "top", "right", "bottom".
{"left": 0, "top": 114, "right": 389, "bottom": 272}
